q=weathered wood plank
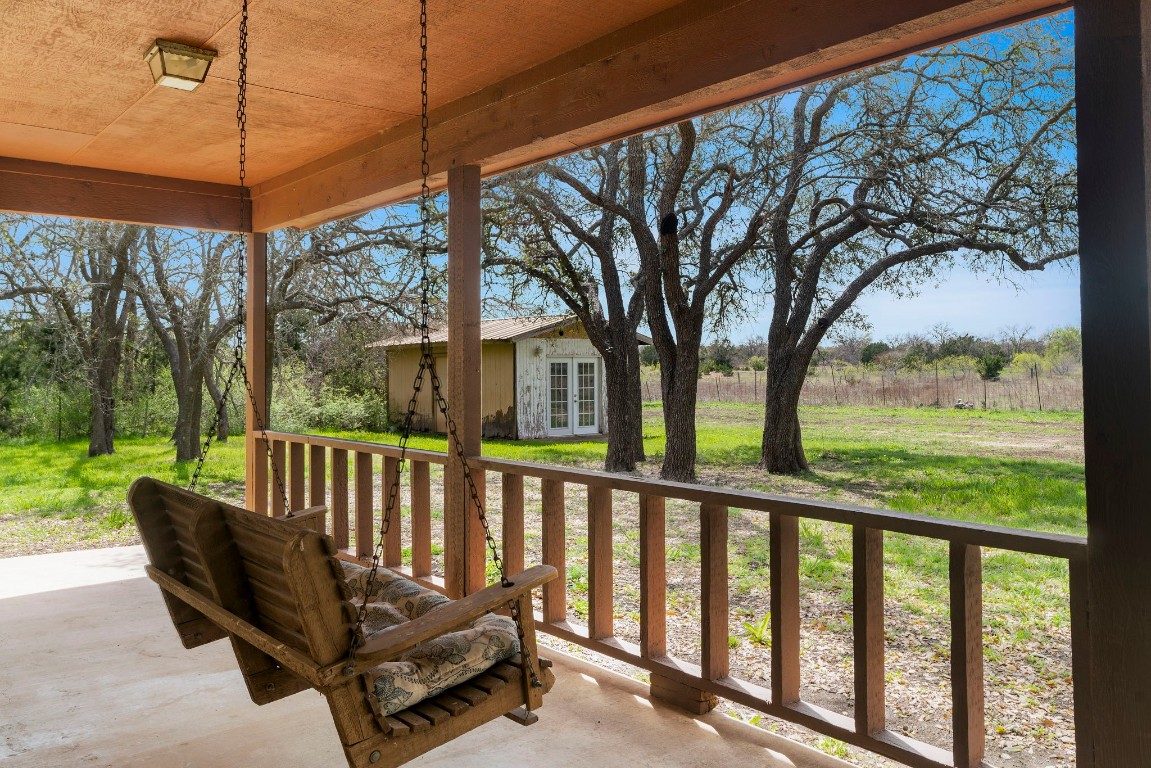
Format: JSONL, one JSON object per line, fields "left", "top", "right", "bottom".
{"left": 541, "top": 478, "right": 566, "bottom": 623}
{"left": 502, "top": 473, "right": 525, "bottom": 577}
{"left": 700, "top": 502, "right": 728, "bottom": 679}
{"left": 331, "top": 449, "right": 349, "bottom": 550}
{"left": 411, "top": 461, "right": 432, "bottom": 577}
{"left": 0, "top": 157, "right": 247, "bottom": 231}
{"left": 949, "top": 542, "right": 984, "bottom": 768}
{"left": 445, "top": 164, "right": 483, "bottom": 598}
{"left": 355, "top": 452, "right": 374, "bottom": 559}
{"left": 588, "top": 484, "right": 614, "bottom": 640}
{"left": 639, "top": 494, "right": 666, "bottom": 658}
{"left": 244, "top": 232, "right": 269, "bottom": 516}
{"left": 309, "top": 444, "right": 326, "bottom": 513}
{"left": 770, "top": 512, "right": 800, "bottom": 704}
{"left": 271, "top": 440, "right": 286, "bottom": 518}
{"left": 1076, "top": 1, "right": 1151, "bottom": 764}
{"left": 1068, "top": 553, "right": 1093, "bottom": 768}
{"left": 853, "top": 526, "right": 885, "bottom": 734}
{"left": 383, "top": 455, "right": 402, "bottom": 568}
{"left": 289, "top": 441, "right": 306, "bottom": 513}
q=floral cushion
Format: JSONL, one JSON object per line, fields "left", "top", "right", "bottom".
{"left": 340, "top": 562, "right": 519, "bottom": 717}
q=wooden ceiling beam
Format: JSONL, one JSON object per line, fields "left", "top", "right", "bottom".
{"left": 0, "top": 157, "right": 248, "bottom": 232}
{"left": 251, "top": 0, "right": 1070, "bottom": 231}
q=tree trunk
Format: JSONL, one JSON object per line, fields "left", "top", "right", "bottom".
{"left": 204, "top": 366, "right": 230, "bottom": 442}
{"left": 88, "top": 383, "right": 115, "bottom": 456}
{"left": 601, "top": 331, "right": 646, "bottom": 472}
{"left": 759, "top": 362, "right": 808, "bottom": 474}
{"left": 172, "top": 365, "right": 205, "bottom": 462}
{"left": 660, "top": 346, "right": 699, "bottom": 481}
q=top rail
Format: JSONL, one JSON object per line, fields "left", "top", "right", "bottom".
{"left": 472, "top": 456, "right": 1086, "bottom": 559}
{"left": 262, "top": 431, "right": 448, "bottom": 466}
{"left": 259, "top": 431, "right": 1085, "bottom": 560}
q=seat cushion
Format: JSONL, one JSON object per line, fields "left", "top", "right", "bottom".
{"left": 341, "top": 562, "right": 520, "bottom": 717}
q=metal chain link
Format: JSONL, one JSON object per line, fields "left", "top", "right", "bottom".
{"left": 346, "top": 0, "right": 541, "bottom": 695}
{"left": 190, "top": 0, "right": 290, "bottom": 518}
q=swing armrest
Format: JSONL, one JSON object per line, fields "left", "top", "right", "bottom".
{"left": 351, "top": 565, "right": 557, "bottom": 670}
{"left": 273, "top": 504, "right": 328, "bottom": 526}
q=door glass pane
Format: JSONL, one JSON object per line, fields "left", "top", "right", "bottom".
{"left": 577, "top": 361, "right": 596, "bottom": 427}
{"left": 550, "top": 361, "right": 569, "bottom": 430}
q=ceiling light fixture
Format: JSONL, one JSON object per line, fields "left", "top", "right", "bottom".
{"left": 144, "top": 39, "right": 217, "bottom": 91}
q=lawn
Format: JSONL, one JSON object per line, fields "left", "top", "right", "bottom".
{"left": 0, "top": 403, "right": 1085, "bottom": 767}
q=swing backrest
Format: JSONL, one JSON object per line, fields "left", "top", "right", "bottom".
{"left": 129, "top": 477, "right": 328, "bottom": 704}
{"left": 128, "top": 477, "right": 229, "bottom": 649}
{"left": 191, "top": 498, "right": 356, "bottom": 669}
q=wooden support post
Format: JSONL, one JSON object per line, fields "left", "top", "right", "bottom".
{"left": 382, "top": 456, "right": 402, "bottom": 568}
{"left": 639, "top": 494, "right": 666, "bottom": 658}
{"left": 949, "top": 542, "right": 984, "bottom": 768}
{"left": 700, "top": 503, "right": 729, "bottom": 681}
{"left": 331, "top": 449, "right": 349, "bottom": 550}
{"left": 244, "top": 231, "right": 269, "bottom": 515}
{"left": 355, "top": 452, "right": 374, "bottom": 560}
{"left": 289, "top": 442, "right": 305, "bottom": 512}
{"left": 770, "top": 512, "right": 800, "bottom": 705}
{"left": 541, "top": 479, "right": 566, "bottom": 623}
{"left": 309, "top": 445, "right": 325, "bottom": 510}
{"left": 270, "top": 440, "right": 286, "bottom": 518}
{"left": 1076, "top": 2, "right": 1151, "bottom": 764}
{"left": 587, "top": 485, "right": 613, "bottom": 640}
{"left": 502, "top": 473, "right": 525, "bottom": 578}
{"left": 445, "top": 163, "right": 483, "bottom": 598}
{"left": 410, "top": 461, "right": 432, "bottom": 577}
{"left": 853, "top": 526, "right": 885, "bottom": 735}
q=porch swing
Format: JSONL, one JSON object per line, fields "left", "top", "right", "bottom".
{"left": 126, "top": 2, "right": 557, "bottom": 766}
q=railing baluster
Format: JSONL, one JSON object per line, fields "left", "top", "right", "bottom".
{"left": 382, "top": 456, "right": 402, "bottom": 567}
{"left": 502, "top": 473, "right": 525, "bottom": 577}
{"left": 701, "top": 502, "right": 729, "bottom": 679}
{"left": 541, "top": 478, "right": 566, "bottom": 623}
{"left": 355, "top": 452, "right": 374, "bottom": 559}
{"left": 1069, "top": 553, "right": 1094, "bottom": 768}
{"left": 410, "top": 461, "right": 432, "bottom": 577}
{"left": 289, "top": 441, "right": 305, "bottom": 512}
{"left": 309, "top": 444, "right": 325, "bottom": 510}
{"left": 639, "top": 494, "right": 666, "bottom": 658}
{"left": 271, "top": 440, "right": 286, "bottom": 517}
{"left": 853, "top": 526, "right": 885, "bottom": 734}
{"left": 770, "top": 512, "right": 800, "bottom": 704}
{"left": 331, "top": 449, "right": 348, "bottom": 550}
{"left": 588, "top": 484, "right": 613, "bottom": 640}
{"left": 950, "top": 542, "right": 985, "bottom": 768}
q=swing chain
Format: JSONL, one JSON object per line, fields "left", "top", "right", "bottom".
{"left": 345, "top": 0, "right": 541, "bottom": 694}
{"left": 190, "top": 0, "right": 290, "bottom": 519}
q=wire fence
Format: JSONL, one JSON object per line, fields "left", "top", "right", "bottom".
{"left": 640, "top": 367, "right": 1084, "bottom": 411}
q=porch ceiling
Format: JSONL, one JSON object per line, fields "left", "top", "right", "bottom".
{"left": 0, "top": 0, "right": 1069, "bottom": 231}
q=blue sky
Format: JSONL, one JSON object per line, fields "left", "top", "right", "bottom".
{"left": 732, "top": 262, "right": 1082, "bottom": 343}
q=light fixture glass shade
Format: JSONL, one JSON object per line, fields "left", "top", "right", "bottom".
{"left": 144, "top": 40, "right": 217, "bottom": 91}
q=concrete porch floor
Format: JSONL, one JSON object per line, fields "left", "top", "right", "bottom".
{"left": 0, "top": 547, "right": 851, "bottom": 768}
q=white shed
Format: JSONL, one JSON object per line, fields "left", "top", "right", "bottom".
{"left": 374, "top": 314, "right": 650, "bottom": 439}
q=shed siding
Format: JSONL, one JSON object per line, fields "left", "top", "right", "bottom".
{"left": 387, "top": 342, "right": 517, "bottom": 437}
{"left": 515, "top": 337, "right": 606, "bottom": 439}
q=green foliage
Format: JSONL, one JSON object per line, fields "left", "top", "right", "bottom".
{"left": 859, "top": 341, "right": 890, "bottom": 364}
{"left": 745, "top": 355, "right": 766, "bottom": 372}
{"left": 742, "top": 613, "right": 772, "bottom": 647}
{"left": 639, "top": 345, "right": 659, "bottom": 367}
{"left": 700, "top": 338, "right": 735, "bottom": 376}
{"left": 976, "top": 353, "right": 1007, "bottom": 381}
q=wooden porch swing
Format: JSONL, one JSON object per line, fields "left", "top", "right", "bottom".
{"left": 127, "top": 2, "right": 557, "bottom": 766}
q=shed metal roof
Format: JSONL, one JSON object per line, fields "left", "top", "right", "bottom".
{"left": 372, "top": 314, "right": 652, "bottom": 348}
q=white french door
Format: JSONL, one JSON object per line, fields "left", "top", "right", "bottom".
{"left": 547, "top": 357, "right": 599, "bottom": 436}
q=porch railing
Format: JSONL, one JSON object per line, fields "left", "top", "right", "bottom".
{"left": 258, "top": 430, "right": 1090, "bottom": 768}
